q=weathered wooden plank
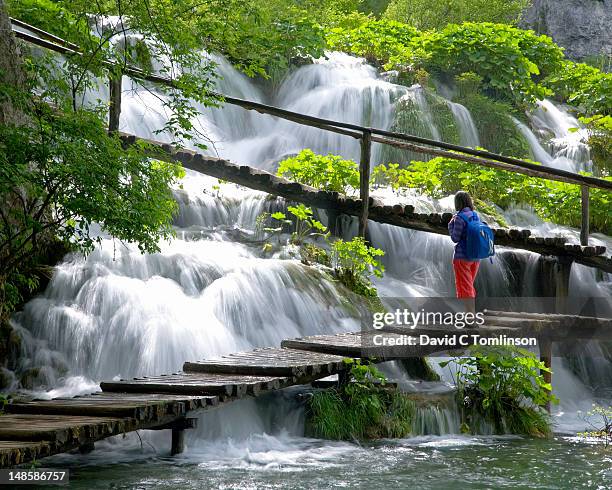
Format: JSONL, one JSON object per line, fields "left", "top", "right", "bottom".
{"left": 6, "top": 401, "right": 154, "bottom": 420}
{"left": 4, "top": 395, "right": 193, "bottom": 420}
{"left": 101, "top": 372, "right": 288, "bottom": 398}
{"left": 184, "top": 348, "right": 346, "bottom": 377}
{"left": 0, "top": 441, "right": 52, "bottom": 467}
{"left": 281, "top": 333, "right": 364, "bottom": 357}
{"left": 0, "top": 415, "right": 132, "bottom": 444}
{"left": 82, "top": 393, "right": 218, "bottom": 410}
{"left": 484, "top": 310, "right": 612, "bottom": 328}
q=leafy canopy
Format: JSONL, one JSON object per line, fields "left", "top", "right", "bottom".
{"left": 328, "top": 20, "right": 565, "bottom": 105}
{"left": 0, "top": 101, "right": 184, "bottom": 316}
{"left": 383, "top": 0, "right": 531, "bottom": 31}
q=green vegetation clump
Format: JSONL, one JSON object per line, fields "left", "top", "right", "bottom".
{"left": 326, "top": 18, "right": 419, "bottom": 67}
{"left": 440, "top": 346, "right": 556, "bottom": 437}
{"left": 457, "top": 94, "right": 530, "bottom": 157}
{"left": 306, "top": 359, "right": 416, "bottom": 440}
{"left": 277, "top": 149, "right": 359, "bottom": 195}
{"left": 256, "top": 205, "right": 385, "bottom": 299}
{"left": 578, "top": 404, "right": 612, "bottom": 447}
{"left": 383, "top": 0, "right": 530, "bottom": 31}
{"left": 544, "top": 61, "right": 612, "bottom": 117}
{"left": 327, "top": 20, "right": 566, "bottom": 106}
{"left": 330, "top": 237, "right": 385, "bottom": 298}
{"left": 580, "top": 115, "right": 612, "bottom": 177}
{"left": 372, "top": 156, "right": 611, "bottom": 233}
{"left": 0, "top": 394, "right": 7, "bottom": 414}
{"left": 257, "top": 205, "right": 329, "bottom": 248}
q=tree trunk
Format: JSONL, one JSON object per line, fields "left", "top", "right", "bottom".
{"left": 0, "top": 0, "right": 28, "bottom": 125}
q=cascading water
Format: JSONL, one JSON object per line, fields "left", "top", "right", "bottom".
{"left": 447, "top": 101, "right": 480, "bottom": 148}
{"left": 8, "top": 47, "right": 611, "bottom": 480}
{"left": 514, "top": 99, "right": 592, "bottom": 173}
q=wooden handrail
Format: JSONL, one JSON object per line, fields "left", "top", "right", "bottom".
{"left": 11, "top": 20, "right": 611, "bottom": 244}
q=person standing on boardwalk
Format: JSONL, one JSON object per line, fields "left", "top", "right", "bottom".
{"left": 448, "top": 191, "right": 481, "bottom": 298}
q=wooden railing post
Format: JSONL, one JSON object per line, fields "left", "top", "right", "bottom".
{"left": 108, "top": 73, "right": 122, "bottom": 134}
{"left": 358, "top": 129, "right": 372, "bottom": 238}
{"left": 581, "top": 185, "right": 589, "bottom": 246}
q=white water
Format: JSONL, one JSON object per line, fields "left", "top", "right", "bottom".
{"left": 8, "top": 50, "right": 611, "bottom": 465}
{"left": 514, "top": 99, "right": 592, "bottom": 173}
{"left": 447, "top": 101, "right": 480, "bottom": 148}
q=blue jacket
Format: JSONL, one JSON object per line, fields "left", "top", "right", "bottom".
{"left": 448, "top": 207, "right": 476, "bottom": 261}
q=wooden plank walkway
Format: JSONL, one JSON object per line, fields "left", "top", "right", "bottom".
{"left": 0, "top": 311, "right": 609, "bottom": 467}
{"left": 120, "top": 134, "right": 612, "bottom": 273}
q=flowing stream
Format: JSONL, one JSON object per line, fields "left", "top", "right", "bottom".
{"left": 7, "top": 51, "right": 612, "bottom": 487}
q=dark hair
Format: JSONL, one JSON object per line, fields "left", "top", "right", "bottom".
{"left": 454, "top": 191, "right": 474, "bottom": 211}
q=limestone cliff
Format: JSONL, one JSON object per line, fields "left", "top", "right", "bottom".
{"left": 522, "top": 0, "right": 612, "bottom": 63}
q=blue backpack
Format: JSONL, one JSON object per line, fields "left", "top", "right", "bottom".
{"left": 457, "top": 211, "right": 495, "bottom": 260}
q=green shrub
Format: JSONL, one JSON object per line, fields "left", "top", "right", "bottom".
{"left": 0, "top": 394, "right": 7, "bottom": 414}
{"left": 257, "top": 205, "right": 329, "bottom": 249}
{"left": 300, "top": 243, "right": 331, "bottom": 266}
{"left": 578, "top": 404, "right": 612, "bottom": 447}
{"left": 544, "top": 61, "right": 612, "bottom": 117}
{"left": 331, "top": 237, "right": 385, "bottom": 298}
{"left": 326, "top": 18, "right": 419, "bottom": 67}
{"left": 306, "top": 359, "right": 416, "bottom": 440}
{"left": 440, "top": 346, "right": 556, "bottom": 437}
{"left": 277, "top": 149, "right": 360, "bottom": 195}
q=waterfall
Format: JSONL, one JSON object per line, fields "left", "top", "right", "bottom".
{"left": 9, "top": 49, "right": 610, "bottom": 450}
{"left": 531, "top": 99, "right": 591, "bottom": 168}
{"left": 513, "top": 99, "right": 592, "bottom": 173}
{"left": 447, "top": 101, "right": 480, "bottom": 147}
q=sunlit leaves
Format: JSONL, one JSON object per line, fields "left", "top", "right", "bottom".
{"left": 277, "top": 149, "right": 360, "bottom": 195}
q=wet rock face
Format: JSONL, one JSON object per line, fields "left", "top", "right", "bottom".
{"left": 521, "top": 0, "right": 612, "bottom": 62}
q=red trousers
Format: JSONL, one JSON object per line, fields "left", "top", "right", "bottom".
{"left": 453, "top": 259, "right": 480, "bottom": 298}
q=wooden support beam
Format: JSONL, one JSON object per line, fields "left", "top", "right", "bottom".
{"left": 171, "top": 427, "right": 185, "bottom": 456}
{"left": 166, "top": 418, "right": 197, "bottom": 456}
{"left": 108, "top": 74, "right": 122, "bottom": 134}
{"left": 581, "top": 185, "right": 589, "bottom": 246}
{"left": 358, "top": 130, "right": 372, "bottom": 239}
{"left": 337, "top": 369, "right": 350, "bottom": 387}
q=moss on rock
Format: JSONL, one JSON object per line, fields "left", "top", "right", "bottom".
{"left": 384, "top": 88, "right": 460, "bottom": 163}
{"left": 457, "top": 94, "right": 530, "bottom": 158}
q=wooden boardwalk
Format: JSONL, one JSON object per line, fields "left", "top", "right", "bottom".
{"left": 1, "top": 311, "right": 610, "bottom": 468}
{"left": 119, "top": 134, "right": 612, "bottom": 273}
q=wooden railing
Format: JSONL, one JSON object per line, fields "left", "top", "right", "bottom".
{"left": 11, "top": 19, "right": 612, "bottom": 244}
